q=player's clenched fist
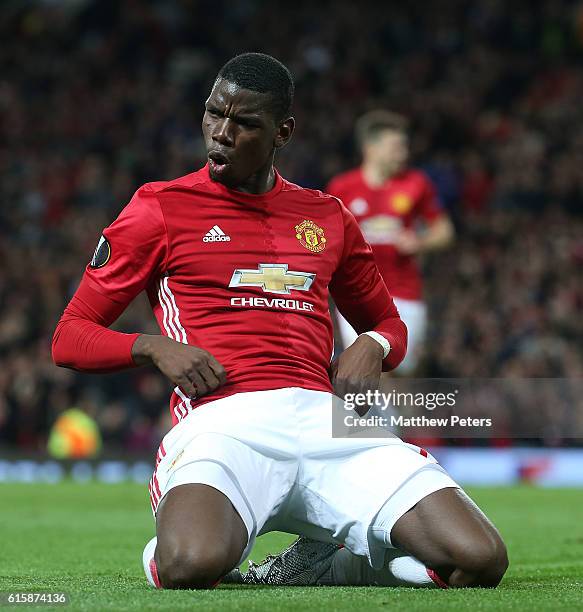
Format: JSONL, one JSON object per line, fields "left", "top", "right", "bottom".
{"left": 132, "top": 335, "right": 227, "bottom": 398}
{"left": 329, "top": 334, "right": 383, "bottom": 415}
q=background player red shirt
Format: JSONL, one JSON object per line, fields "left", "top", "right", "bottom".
{"left": 327, "top": 166, "right": 442, "bottom": 301}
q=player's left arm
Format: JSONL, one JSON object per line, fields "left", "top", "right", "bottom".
{"left": 394, "top": 176, "right": 455, "bottom": 255}
{"left": 329, "top": 203, "right": 407, "bottom": 398}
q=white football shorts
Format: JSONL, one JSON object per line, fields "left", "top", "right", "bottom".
{"left": 149, "top": 387, "right": 457, "bottom": 566}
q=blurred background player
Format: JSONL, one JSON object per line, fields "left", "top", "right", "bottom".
{"left": 328, "top": 111, "right": 455, "bottom": 374}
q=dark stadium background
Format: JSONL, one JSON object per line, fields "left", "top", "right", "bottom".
{"left": 1, "top": 0, "right": 582, "bottom": 484}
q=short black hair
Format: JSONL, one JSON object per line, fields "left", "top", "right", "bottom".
{"left": 217, "top": 52, "right": 294, "bottom": 122}
{"left": 356, "top": 110, "right": 409, "bottom": 149}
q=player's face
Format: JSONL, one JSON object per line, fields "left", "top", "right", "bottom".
{"left": 367, "top": 129, "right": 409, "bottom": 175}
{"left": 202, "top": 78, "right": 292, "bottom": 191}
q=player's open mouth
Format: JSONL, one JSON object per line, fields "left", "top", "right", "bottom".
{"left": 208, "top": 152, "right": 231, "bottom": 175}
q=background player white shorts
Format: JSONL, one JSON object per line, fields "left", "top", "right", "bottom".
{"left": 335, "top": 297, "right": 427, "bottom": 374}
{"left": 149, "top": 388, "right": 457, "bottom": 567}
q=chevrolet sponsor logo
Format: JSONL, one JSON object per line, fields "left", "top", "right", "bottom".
{"left": 230, "top": 297, "right": 314, "bottom": 311}
{"left": 229, "top": 263, "right": 315, "bottom": 295}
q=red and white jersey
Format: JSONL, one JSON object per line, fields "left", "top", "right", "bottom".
{"left": 327, "top": 168, "right": 443, "bottom": 300}
{"left": 77, "top": 165, "right": 406, "bottom": 425}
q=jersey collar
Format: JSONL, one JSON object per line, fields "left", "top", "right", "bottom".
{"left": 205, "top": 164, "right": 284, "bottom": 202}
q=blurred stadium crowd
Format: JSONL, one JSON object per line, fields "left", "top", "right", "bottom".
{"left": 1, "top": 0, "right": 582, "bottom": 452}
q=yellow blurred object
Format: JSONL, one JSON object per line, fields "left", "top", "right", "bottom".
{"left": 48, "top": 408, "right": 102, "bottom": 459}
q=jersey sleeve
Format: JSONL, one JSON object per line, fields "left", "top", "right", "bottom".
{"left": 329, "top": 202, "right": 407, "bottom": 370}
{"left": 416, "top": 173, "right": 443, "bottom": 223}
{"left": 85, "top": 184, "right": 168, "bottom": 302}
{"left": 52, "top": 184, "right": 168, "bottom": 372}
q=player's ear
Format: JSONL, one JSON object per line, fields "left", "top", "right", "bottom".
{"left": 274, "top": 117, "right": 295, "bottom": 150}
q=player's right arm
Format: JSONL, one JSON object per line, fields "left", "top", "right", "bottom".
{"left": 51, "top": 185, "right": 226, "bottom": 398}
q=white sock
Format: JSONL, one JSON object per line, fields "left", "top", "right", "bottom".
{"left": 142, "top": 536, "right": 161, "bottom": 588}
{"left": 319, "top": 547, "right": 441, "bottom": 587}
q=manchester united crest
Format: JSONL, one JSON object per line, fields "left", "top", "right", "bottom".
{"left": 295, "top": 220, "right": 327, "bottom": 253}
{"left": 391, "top": 193, "right": 413, "bottom": 215}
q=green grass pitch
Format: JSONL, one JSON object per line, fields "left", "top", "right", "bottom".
{"left": 1, "top": 483, "right": 582, "bottom": 611}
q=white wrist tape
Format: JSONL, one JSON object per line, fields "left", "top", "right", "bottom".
{"left": 360, "top": 331, "right": 391, "bottom": 359}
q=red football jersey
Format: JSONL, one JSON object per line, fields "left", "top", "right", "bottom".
{"left": 55, "top": 165, "right": 407, "bottom": 425}
{"left": 327, "top": 168, "right": 443, "bottom": 300}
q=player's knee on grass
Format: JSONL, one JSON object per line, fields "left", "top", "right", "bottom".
{"left": 391, "top": 488, "right": 509, "bottom": 588}
{"left": 155, "top": 540, "right": 231, "bottom": 589}
{"left": 403, "top": 528, "right": 508, "bottom": 588}
{"left": 153, "top": 483, "right": 248, "bottom": 589}
{"left": 448, "top": 531, "right": 509, "bottom": 588}
{"left": 427, "top": 523, "right": 508, "bottom": 588}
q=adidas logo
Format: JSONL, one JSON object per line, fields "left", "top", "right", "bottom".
{"left": 203, "top": 225, "right": 231, "bottom": 242}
